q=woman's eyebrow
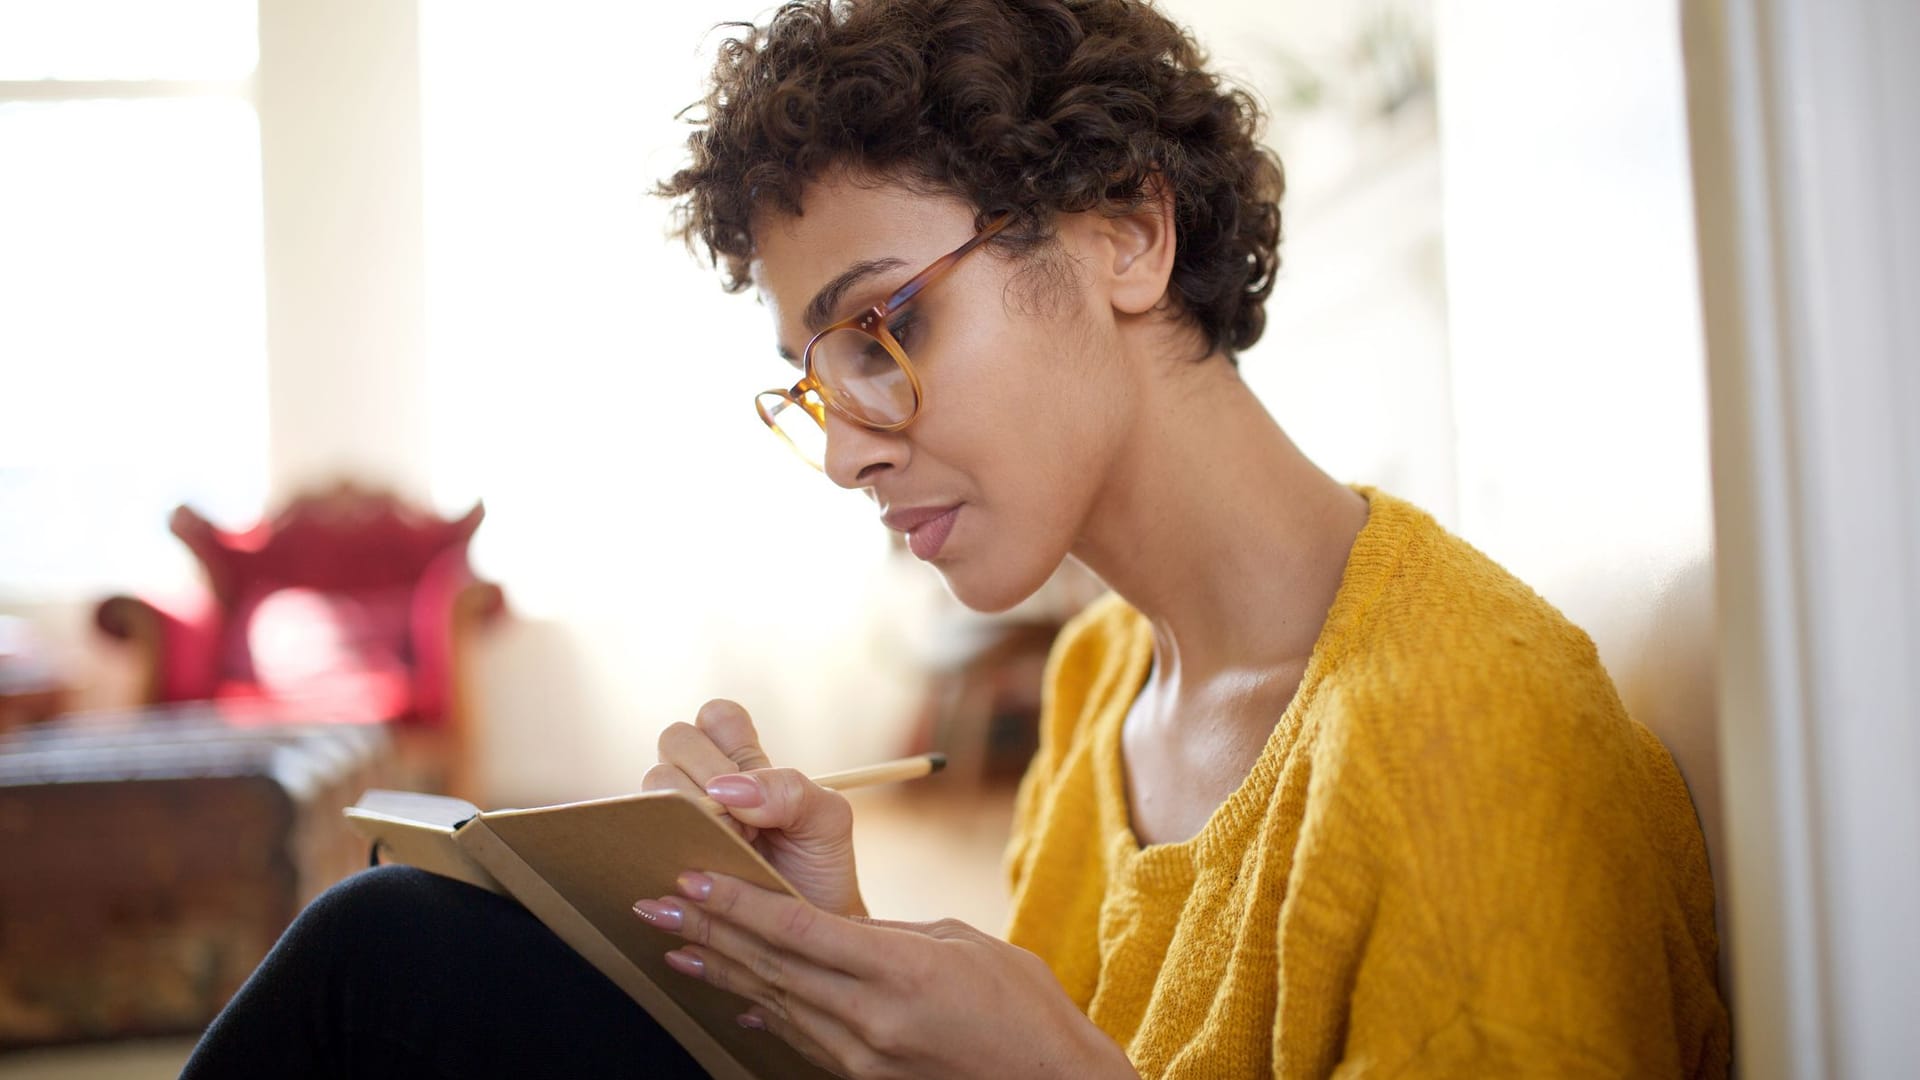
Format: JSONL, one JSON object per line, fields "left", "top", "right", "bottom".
{"left": 804, "top": 256, "right": 908, "bottom": 333}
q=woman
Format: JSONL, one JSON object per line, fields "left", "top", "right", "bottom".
{"left": 186, "top": 0, "right": 1729, "bottom": 1076}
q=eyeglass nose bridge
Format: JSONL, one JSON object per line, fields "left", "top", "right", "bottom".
{"left": 795, "top": 381, "right": 828, "bottom": 427}
{"left": 761, "top": 374, "right": 826, "bottom": 425}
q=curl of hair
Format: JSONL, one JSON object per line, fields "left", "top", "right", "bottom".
{"left": 658, "top": 0, "right": 1285, "bottom": 358}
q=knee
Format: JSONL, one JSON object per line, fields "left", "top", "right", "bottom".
{"left": 293, "top": 865, "right": 524, "bottom": 965}
{"left": 281, "top": 866, "right": 461, "bottom": 962}
{"left": 306, "top": 864, "right": 445, "bottom": 926}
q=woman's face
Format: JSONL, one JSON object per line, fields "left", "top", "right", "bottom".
{"left": 751, "top": 175, "right": 1137, "bottom": 613}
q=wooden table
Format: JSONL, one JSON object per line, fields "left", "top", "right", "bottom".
{"left": 0, "top": 704, "right": 392, "bottom": 1047}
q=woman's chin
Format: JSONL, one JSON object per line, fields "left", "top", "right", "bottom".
{"left": 936, "top": 559, "right": 1053, "bottom": 615}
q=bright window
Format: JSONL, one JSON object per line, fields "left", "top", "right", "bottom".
{"left": 0, "top": 0, "right": 256, "bottom": 80}
{"left": 0, "top": 4, "right": 266, "bottom": 599}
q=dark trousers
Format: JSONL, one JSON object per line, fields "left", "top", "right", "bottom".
{"left": 182, "top": 864, "right": 708, "bottom": 1078}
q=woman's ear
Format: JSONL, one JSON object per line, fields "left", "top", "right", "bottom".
{"left": 1104, "top": 177, "right": 1179, "bottom": 317}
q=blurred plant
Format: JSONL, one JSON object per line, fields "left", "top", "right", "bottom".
{"left": 1352, "top": 5, "right": 1433, "bottom": 118}
{"left": 1263, "top": 1, "right": 1434, "bottom": 128}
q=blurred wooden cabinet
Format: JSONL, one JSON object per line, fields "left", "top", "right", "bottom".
{"left": 0, "top": 708, "right": 388, "bottom": 1047}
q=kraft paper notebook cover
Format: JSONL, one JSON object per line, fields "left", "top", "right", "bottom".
{"left": 345, "top": 789, "right": 837, "bottom": 1080}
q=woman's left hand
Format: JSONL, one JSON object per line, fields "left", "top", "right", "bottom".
{"left": 632, "top": 871, "right": 1138, "bottom": 1079}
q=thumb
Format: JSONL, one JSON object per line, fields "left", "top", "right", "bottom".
{"left": 694, "top": 699, "right": 773, "bottom": 772}
{"left": 704, "top": 767, "right": 851, "bottom": 843}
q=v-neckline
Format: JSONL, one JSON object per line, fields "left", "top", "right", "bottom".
{"left": 1088, "top": 487, "right": 1402, "bottom": 889}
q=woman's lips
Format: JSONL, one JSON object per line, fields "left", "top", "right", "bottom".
{"left": 906, "top": 506, "right": 961, "bottom": 561}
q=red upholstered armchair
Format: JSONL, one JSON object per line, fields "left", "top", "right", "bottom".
{"left": 95, "top": 483, "right": 506, "bottom": 796}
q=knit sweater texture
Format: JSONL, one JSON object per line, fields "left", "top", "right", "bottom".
{"left": 1003, "top": 489, "right": 1729, "bottom": 1077}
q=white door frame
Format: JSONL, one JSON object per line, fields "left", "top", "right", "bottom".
{"left": 1681, "top": 1, "right": 1920, "bottom": 1076}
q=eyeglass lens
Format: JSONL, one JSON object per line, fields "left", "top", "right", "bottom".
{"left": 757, "top": 390, "right": 829, "bottom": 467}
{"left": 810, "top": 327, "right": 916, "bottom": 427}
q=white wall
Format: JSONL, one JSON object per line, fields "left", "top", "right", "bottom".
{"left": 258, "top": 0, "right": 431, "bottom": 501}
{"left": 1435, "top": 0, "right": 1713, "bottom": 598}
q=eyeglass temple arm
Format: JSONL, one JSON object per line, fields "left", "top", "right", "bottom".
{"left": 879, "top": 210, "right": 1018, "bottom": 314}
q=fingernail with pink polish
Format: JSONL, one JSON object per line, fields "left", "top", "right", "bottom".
{"left": 677, "top": 871, "right": 713, "bottom": 901}
{"left": 664, "top": 949, "right": 704, "bottom": 977}
{"left": 632, "top": 899, "right": 683, "bottom": 930}
{"left": 737, "top": 1013, "right": 766, "bottom": 1030}
{"left": 705, "top": 775, "right": 763, "bottom": 807}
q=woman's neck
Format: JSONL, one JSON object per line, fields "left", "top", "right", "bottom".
{"left": 1072, "top": 356, "right": 1368, "bottom": 695}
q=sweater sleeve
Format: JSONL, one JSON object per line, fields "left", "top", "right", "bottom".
{"left": 1326, "top": 678, "right": 1728, "bottom": 1079}
{"left": 1372, "top": 1010, "right": 1643, "bottom": 1079}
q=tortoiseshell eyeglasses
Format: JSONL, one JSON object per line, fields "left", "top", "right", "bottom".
{"left": 755, "top": 210, "right": 1017, "bottom": 469}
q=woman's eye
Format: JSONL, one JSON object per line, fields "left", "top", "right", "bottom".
{"left": 854, "top": 341, "right": 891, "bottom": 374}
{"left": 886, "top": 311, "right": 918, "bottom": 351}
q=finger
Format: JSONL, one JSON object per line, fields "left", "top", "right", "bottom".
{"left": 640, "top": 763, "right": 753, "bottom": 842}
{"left": 681, "top": 871, "right": 887, "bottom": 978}
{"left": 694, "top": 699, "right": 773, "bottom": 772}
{"left": 743, "top": 1002, "right": 877, "bottom": 1079}
{"left": 735, "top": 1006, "right": 836, "bottom": 1075}
{"left": 657, "top": 890, "right": 926, "bottom": 1075}
{"left": 664, "top": 942, "right": 867, "bottom": 1065}
{"left": 644, "top": 894, "right": 861, "bottom": 1015}
{"left": 640, "top": 760, "right": 703, "bottom": 798}
{"left": 706, "top": 767, "right": 854, "bottom": 845}
{"left": 656, "top": 721, "right": 747, "bottom": 786}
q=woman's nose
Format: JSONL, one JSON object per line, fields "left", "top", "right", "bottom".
{"left": 821, "top": 410, "right": 906, "bottom": 489}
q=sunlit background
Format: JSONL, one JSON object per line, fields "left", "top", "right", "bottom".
{"left": 0, "top": 0, "right": 1708, "bottom": 805}
{"left": 9, "top": 0, "right": 1920, "bottom": 1073}
{"left": 0, "top": 0, "right": 1731, "bottom": 1072}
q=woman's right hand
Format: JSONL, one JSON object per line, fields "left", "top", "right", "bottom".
{"left": 643, "top": 699, "right": 866, "bottom": 918}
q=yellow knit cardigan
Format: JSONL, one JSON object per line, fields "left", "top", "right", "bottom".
{"left": 1004, "top": 490, "right": 1729, "bottom": 1077}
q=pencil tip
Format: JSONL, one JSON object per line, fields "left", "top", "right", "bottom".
{"left": 927, "top": 752, "right": 948, "bottom": 774}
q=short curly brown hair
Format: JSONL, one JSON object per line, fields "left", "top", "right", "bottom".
{"left": 658, "top": 0, "right": 1285, "bottom": 358}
